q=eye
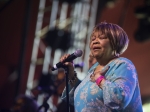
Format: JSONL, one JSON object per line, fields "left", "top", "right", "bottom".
{"left": 90, "top": 35, "right": 96, "bottom": 41}
{"left": 98, "top": 35, "right": 107, "bottom": 39}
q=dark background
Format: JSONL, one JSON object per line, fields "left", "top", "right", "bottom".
{"left": 0, "top": 0, "right": 150, "bottom": 110}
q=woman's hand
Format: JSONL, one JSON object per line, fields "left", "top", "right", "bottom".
{"left": 60, "top": 54, "right": 75, "bottom": 79}
{"left": 90, "top": 66, "right": 109, "bottom": 82}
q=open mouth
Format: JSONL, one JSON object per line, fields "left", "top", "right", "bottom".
{"left": 93, "top": 46, "right": 101, "bottom": 51}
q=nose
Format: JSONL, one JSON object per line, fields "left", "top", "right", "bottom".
{"left": 92, "top": 37, "right": 99, "bottom": 44}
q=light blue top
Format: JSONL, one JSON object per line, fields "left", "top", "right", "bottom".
{"left": 61, "top": 57, "right": 143, "bottom": 112}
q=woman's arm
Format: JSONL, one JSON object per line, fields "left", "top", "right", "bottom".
{"left": 61, "top": 77, "right": 81, "bottom": 105}
{"left": 100, "top": 61, "right": 137, "bottom": 110}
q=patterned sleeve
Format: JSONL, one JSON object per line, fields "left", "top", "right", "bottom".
{"left": 61, "top": 62, "right": 98, "bottom": 105}
{"left": 102, "top": 60, "right": 137, "bottom": 110}
{"left": 61, "top": 79, "right": 81, "bottom": 105}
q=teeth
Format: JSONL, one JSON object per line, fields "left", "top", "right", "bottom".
{"left": 93, "top": 48, "right": 99, "bottom": 50}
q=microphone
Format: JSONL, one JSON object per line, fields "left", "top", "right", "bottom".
{"left": 51, "top": 49, "right": 83, "bottom": 71}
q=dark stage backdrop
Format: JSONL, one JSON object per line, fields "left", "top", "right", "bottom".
{"left": 0, "top": 0, "right": 150, "bottom": 110}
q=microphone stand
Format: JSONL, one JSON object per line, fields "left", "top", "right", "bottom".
{"left": 64, "top": 67, "right": 70, "bottom": 112}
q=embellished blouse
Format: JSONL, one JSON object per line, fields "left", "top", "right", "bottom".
{"left": 61, "top": 57, "right": 143, "bottom": 112}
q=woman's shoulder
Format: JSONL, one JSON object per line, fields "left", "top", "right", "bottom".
{"left": 110, "top": 57, "right": 135, "bottom": 70}
{"left": 114, "top": 57, "right": 133, "bottom": 64}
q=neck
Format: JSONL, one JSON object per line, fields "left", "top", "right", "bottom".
{"left": 96, "top": 56, "right": 118, "bottom": 67}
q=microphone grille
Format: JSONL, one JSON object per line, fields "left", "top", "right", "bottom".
{"left": 74, "top": 49, "right": 83, "bottom": 57}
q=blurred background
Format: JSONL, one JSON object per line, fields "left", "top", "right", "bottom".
{"left": 0, "top": 0, "right": 150, "bottom": 112}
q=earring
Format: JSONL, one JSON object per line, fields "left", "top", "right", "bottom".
{"left": 112, "top": 50, "right": 119, "bottom": 57}
{"left": 114, "top": 50, "right": 119, "bottom": 57}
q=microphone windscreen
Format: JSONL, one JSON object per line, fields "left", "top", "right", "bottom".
{"left": 74, "top": 49, "right": 83, "bottom": 57}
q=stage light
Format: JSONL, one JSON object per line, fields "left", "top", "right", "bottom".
{"left": 134, "top": 0, "right": 150, "bottom": 42}
{"left": 44, "top": 28, "right": 74, "bottom": 51}
{"left": 106, "top": 0, "right": 118, "bottom": 8}
{"left": 134, "top": 19, "right": 150, "bottom": 42}
{"left": 135, "top": 6, "right": 150, "bottom": 19}
{"left": 38, "top": 72, "right": 57, "bottom": 94}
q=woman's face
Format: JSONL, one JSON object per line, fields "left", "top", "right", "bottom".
{"left": 90, "top": 31, "right": 113, "bottom": 60}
